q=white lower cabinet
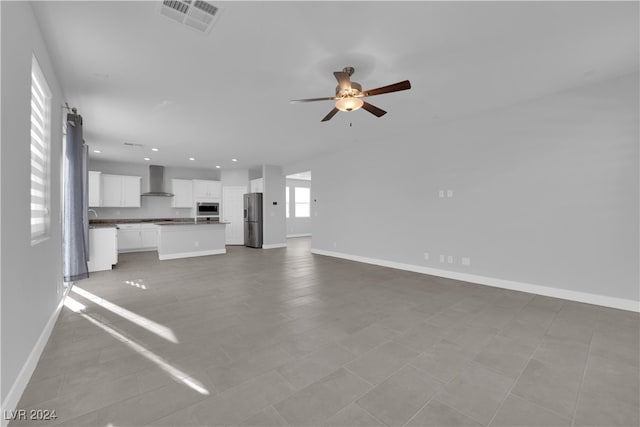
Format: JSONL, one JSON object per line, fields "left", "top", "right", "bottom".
{"left": 141, "top": 228, "right": 158, "bottom": 248}
{"left": 117, "top": 227, "right": 141, "bottom": 251}
{"left": 117, "top": 223, "right": 158, "bottom": 252}
{"left": 87, "top": 227, "right": 118, "bottom": 272}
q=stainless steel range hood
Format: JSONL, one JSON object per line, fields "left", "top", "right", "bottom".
{"left": 141, "top": 165, "right": 174, "bottom": 197}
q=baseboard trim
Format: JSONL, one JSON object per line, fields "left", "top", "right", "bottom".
{"left": 310, "top": 248, "right": 639, "bottom": 312}
{"left": 286, "top": 233, "right": 312, "bottom": 238}
{"left": 158, "top": 249, "right": 226, "bottom": 260}
{"left": 1, "top": 287, "right": 70, "bottom": 426}
{"left": 118, "top": 248, "right": 156, "bottom": 254}
{"left": 262, "top": 243, "right": 287, "bottom": 249}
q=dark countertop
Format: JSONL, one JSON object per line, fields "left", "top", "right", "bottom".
{"left": 90, "top": 218, "right": 193, "bottom": 225}
{"left": 89, "top": 218, "right": 228, "bottom": 227}
{"left": 155, "top": 220, "right": 229, "bottom": 226}
{"left": 88, "top": 223, "right": 118, "bottom": 229}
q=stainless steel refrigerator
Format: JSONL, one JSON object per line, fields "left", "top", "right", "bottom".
{"left": 244, "top": 192, "right": 263, "bottom": 248}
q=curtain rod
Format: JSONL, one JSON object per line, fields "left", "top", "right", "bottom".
{"left": 63, "top": 103, "right": 82, "bottom": 127}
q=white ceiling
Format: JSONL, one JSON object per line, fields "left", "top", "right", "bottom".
{"left": 32, "top": 1, "right": 639, "bottom": 170}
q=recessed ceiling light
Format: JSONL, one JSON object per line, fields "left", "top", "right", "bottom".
{"left": 151, "top": 148, "right": 159, "bottom": 152}
{"left": 144, "top": 157, "right": 151, "bottom": 161}
{"left": 215, "top": 165, "right": 221, "bottom": 169}
{"left": 189, "top": 157, "right": 195, "bottom": 161}
{"left": 231, "top": 158, "right": 238, "bottom": 162}
{"left": 93, "top": 149, "right": 102, "bottom": 153}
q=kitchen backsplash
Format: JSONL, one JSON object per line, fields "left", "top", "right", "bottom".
{"left": 92, "top": 195, "right": 193, "bottom": 220}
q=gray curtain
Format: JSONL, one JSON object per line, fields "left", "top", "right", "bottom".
{"left": 63, "top": 111, "right": 89, "bottom": 282}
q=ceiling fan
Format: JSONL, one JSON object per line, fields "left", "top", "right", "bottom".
{"left": 291, "top": 67, "right": 411, "bottom": 122}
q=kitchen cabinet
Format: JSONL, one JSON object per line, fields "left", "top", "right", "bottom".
{"left": 117, "top": 223, "right": 158, "bottom": 252}
{"left": 117, "top": 225, "right": 141, "bottom": 251}
{"left": 141, "top": 227, "right": 158, "bottom": 248}
{"left": 250, "top": 178, "right": 264, "bottom": 193}
{"left": 193, "top": 179, "right": 221, "bottom": 201}
{"left": 87, "top": 227, "right": 118, "bottom": 272}
{"left": 88, "top": 171, "right": 102, "bottom": 207}
{"left": 171, "top": 179, "right": 193, "bottom": 208}
{"left": 102, "top": 174, "right": 141, "bottom": 207}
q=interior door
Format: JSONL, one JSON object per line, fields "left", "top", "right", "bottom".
{"left": 222, "top": 186, "right": 247, "bottom": 245}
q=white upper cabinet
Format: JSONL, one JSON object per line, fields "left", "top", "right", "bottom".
{"left": 193, "top": 179, "right": 221, "bottom": 201}
{"left": 102, "top": 174, "right": 122, "bottom": 207}
{"left": 102, "top": 174, "right": 141, "bottom": 207}
{"left": 171, "top": 179, "right": 193, "bottom": 208}
{"left": 121, "top": 175, "right": 141, "bottom": 207}
{"left": 88, "top": 171, "right": 102, "bottom": 207}
{"left": 250, "top": 178, "right": 264, "bottom": 193}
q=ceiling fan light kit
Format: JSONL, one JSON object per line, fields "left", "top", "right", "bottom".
{"left": 335, "top": 97, "right": 364, "bottom": 112}
{"left": 291, "top": 66, "right": 411, "bottom": 122}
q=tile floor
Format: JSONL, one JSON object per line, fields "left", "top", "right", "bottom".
{"left": 11, "top": 237, "right": 640, "bottom": 426}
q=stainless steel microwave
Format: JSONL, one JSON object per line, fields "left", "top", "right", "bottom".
{"left": 196, "top": 202, "right": 219, "bottom": 218}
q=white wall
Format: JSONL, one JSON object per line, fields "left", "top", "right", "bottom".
{"left": 221, "top": 168, "right": 249, "bottom": 189}
{"left": 1, "top": 1, "right": 65, "bottom": 411}
{"left": 262, "top": 165, "right": 286, "bottom": 247}
{"left": 89, "top": 159, "right": 220, "bottom": 219}
{"left": 248, "top": 168, "right": 262, "bottom": 180}
{"left": 286, "top": 178, "right": 312, "bottom": 237}
{"left": 309, "top": 73, "right": 639, "bottom": 307}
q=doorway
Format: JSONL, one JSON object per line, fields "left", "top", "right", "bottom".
{"left": 285, "top": 171, "right": 312, "bottom": 239}
{"left": 222, "top": 186, "right": 247, "bottom": 245}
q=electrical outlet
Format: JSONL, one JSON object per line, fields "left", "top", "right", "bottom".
{"left": 447, "top": 190, "right": 453, "bottom": 198}
{"left": 333, "top": 241, "right": 337, "bottom": 248}
{"left": 424, "top": 252, "right": 429, "bottom": 261}
{"left": 194, "top": 241, "right": 199, "bottom": 247}
{"left": 439, "top": 255, "right": 445, "bottom": 263}
{"left": 438, "top": 190, "right": 444, "bottom": 198}
{"left": 447, "top": 255, "right": 453, "bottom": 264}
{"left": 462, "top": 257, "right": 471, "bottom": 266}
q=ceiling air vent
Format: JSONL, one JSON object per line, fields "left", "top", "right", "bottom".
{"left": 124, "top": 142, "right": 145, "bottom": 148}
{"left": 159, "top": 0, "right": 222, "bottom": 34}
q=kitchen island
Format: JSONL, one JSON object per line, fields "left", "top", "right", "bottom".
{"left": 156, "top": 220, "right": 228, "bottom": 260}
{"left": 89, "top": 218, "right": 229, "bottom": 261}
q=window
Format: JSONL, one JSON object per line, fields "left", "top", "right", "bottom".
{"left": 294, "top": 187, "right": 310, "bottom": 218}
{"left": 285, "top": 186, "right": 290, "bottom": 218}
{"left": 30, "top": 55, "right": 52, "bottom": 243}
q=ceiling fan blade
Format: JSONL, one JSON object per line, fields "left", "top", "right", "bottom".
{"left": 334, "top": 71, "right": 352, "bottom": 91}
{"left": 361, "top": 101, "right": 387, "bottom": 118}
{"left": 362, "top": 80, "right": 411, "bottom": 97}
{"left": 321, "top": 108, "right": 339, "bottom": 122}
{"left": 290, "top": 96, "right": 336, "bottom": 103}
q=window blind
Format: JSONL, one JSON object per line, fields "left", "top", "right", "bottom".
{"left": 30, "top": 56, "right": 51, "bottom": 242}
